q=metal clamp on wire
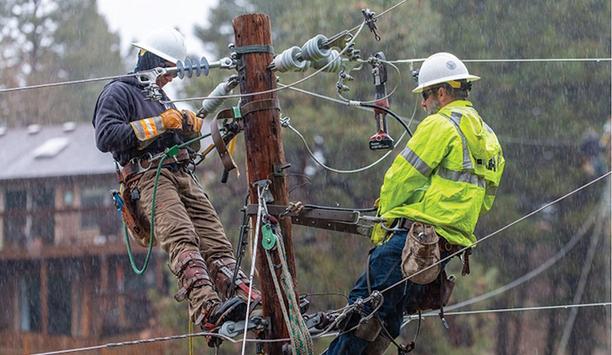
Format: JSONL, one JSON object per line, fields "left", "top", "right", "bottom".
{"left": 361, "top": 8, "right": 381, "bottom": 41}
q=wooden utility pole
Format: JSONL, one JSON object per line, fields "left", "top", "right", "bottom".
{"left": 233, "top": 13, "right": 297, "bottom": 354}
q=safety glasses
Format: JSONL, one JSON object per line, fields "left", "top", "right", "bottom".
{"left": 421, "top": 86, "right": 441, "bottom": 100}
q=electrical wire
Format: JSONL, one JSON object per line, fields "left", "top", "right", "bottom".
{"left": 3, "top": 55, "right": 609, "bottom": 95}
{"left": 282, "top": 96, "right": 419, "bottom": 174}
{"left": 408, "top": 302, "right": 612, "bottom": 319}
{"left": 387, "top": 57, "right": 612, "bottom": 64}
{"left": 555, "top": 181, "right": 610, "bottom": 354}
{"left": 0, "top": 73, "right": 138, "bottom": 94}
{"left": 0, "top": 22, "right": 366, "bottom": 98}
{"left": 240, "top": 183, "right": 267, "bottom": 355}
{"left": 32, "top": 300, "right": 611, "bottom": 355}
{"left": 165, "top": 22, "right": 367, "bottom": 104}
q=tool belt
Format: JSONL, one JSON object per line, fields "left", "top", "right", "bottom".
{"left": 119, "top": 148, "right": 192, "bottom": 182}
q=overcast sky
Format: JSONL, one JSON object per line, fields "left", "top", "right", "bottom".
{"left": 97, "top": 0, "right": 217, "bottom": 58}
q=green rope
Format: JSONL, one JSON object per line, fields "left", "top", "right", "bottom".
{"left": 122, "top": 133, "right": 212, "bottom": 275}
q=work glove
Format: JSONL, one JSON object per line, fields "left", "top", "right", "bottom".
{"left": 179, "top": 109, "right": 203, "bottom": 152}
{"left": 130, "top": 108, "right": 183, "bottom": 142}
{"left": 181, "top": 109, "right": 203, "bottom": 134}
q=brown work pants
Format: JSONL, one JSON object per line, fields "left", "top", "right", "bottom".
{"left": 133, "top": 166, "right": 235, "bottom": 322}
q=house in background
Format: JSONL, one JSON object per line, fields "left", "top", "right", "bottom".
{"left": 0, "top": 123, "right": 168, "bottom": 354}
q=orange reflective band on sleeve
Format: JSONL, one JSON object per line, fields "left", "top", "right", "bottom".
{"left": 139, "top": 119, "right": 152, "bottom": 139}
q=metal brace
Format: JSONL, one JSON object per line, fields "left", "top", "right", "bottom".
{"left": 273, "top": 163, "right": 292, "bottom": 177}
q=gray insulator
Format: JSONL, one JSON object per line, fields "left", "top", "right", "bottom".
{"left": 176, "top": 56, "right": 209, "bottom": 79}
{"left": 270, "top": 46, "right": 310, "bottom": 72}
{"left": 312, "top": 50, "right": 342, "bottom": 73}
{"left": 301, "top": 34, "right": 330, "bottom": 62}
{"left": 200, "top": 82, "right": 232, "bottom": 117}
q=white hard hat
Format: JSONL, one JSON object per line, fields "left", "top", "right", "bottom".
{"left": 131, "top": 27, "right": 187, "bottom": 64}
{"left": 413, "top": 52, "right": 480, "bottom": 93}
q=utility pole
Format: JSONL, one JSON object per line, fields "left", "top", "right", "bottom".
{"left": 233, "top": 13, "right": 297, "bottom": 354}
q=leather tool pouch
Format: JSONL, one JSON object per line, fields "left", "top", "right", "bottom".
{"left": 416, "top": 270, "right": 455, "bottom": 311}
{"left": 401, "top": 222, "right": 441, "bottom": 285}
{"left": 121, "top": 181, "right": 155, "bottom": 248}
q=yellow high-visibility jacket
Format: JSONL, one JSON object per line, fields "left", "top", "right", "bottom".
{"left": 373, "top": 100, "right": 505, "bottom": 246}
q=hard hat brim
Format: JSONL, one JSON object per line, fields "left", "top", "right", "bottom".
{"left": 412, "top": 74, "right": 480, "bottom": 93}
{"left": 131, "top": 41, "right": 179, "bottom": 64}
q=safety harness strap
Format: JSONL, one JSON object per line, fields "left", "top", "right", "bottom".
{"left": 210, "top": 109, "right": 239, "bottom": 183}
{"left": 240, "top": 98, "right": 280, "bottom": 117}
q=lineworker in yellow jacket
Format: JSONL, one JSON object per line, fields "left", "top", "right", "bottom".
{"left": 325, "top": 52, "right": 505, "bottom": 355}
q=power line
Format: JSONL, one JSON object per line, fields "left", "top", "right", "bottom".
{"left": 406, "top": 302, "right": 612, "bottom": 321}
{"left": 388, "top": 57, "right": 612, "bottom": 64}
{"left": 556, "top": 182, "right": 610, "bottom": 354}
{"left": 0, "top": 73, "right": 136, "bottom": 94}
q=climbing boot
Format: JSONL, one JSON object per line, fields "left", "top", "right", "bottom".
{"left": 200, "top": 295, "right": 248, "bottom": 330}
{"left": 199, "top": 296, "right": 248, "bottom": 347}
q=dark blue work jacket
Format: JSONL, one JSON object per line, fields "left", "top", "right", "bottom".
{"left": 92, "top": 76, "right": 183, "bottom": 165}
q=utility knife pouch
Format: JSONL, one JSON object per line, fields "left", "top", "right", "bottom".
{"left": 401, "top": 222, "right": 441, "bottom": 285}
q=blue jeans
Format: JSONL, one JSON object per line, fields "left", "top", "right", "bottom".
{"left": 325, "top": 231, "right": 436, "bottom": 355}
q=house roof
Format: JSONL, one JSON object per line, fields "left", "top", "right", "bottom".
{"left": 0, "top": 122, "right": 116, "bottom": 180}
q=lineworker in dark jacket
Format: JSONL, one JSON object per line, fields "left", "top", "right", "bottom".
{"left": 92, "top": 27, "right": 259, "bottom": 333}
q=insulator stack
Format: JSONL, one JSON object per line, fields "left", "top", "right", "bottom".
{"left": 175, "top": 57, "right": 210, "bottom": 79}
{"left": 312, "top": 50, "right": 342, "bottom": 73}
{"left": 270, "top": 34, "right": 345, "bottom": 73}
{"left": 300, "top": 34, "right": 330, "bottom": 62}
{"left": 269, "top": 46, "right": 310, "bottom": 72}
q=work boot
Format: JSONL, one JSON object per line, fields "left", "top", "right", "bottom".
{"left": 200, "top": 295, "right": 248, "bottom": 330}
{"left": 199, "top": 296, "right": 248, "bottom": 348}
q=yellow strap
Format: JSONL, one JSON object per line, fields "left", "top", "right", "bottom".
{"left": 227, "top": 137, "right": 240, "bottom": 177}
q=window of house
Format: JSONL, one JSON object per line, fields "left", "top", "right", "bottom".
{"left": 31, "top": 185, "right": 55, "bottom": 245}
{"left": 81, "top": 188, "right": 112, "bottom": 229}
{"left": 48, "top": 271, "right": 71, "bottom": 336}
{"left": 4, "top": 189, "right": 27, "bottom": 247}
{"left": 19, "top": 274, "right": 41, "bottom": 332}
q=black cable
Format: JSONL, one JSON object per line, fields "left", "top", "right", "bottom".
{"left": 359, "top": 103, "right": 414, "bottom": 138}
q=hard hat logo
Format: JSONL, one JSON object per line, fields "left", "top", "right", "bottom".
{"left": 412, "top": 52, "right": 480, "bottom": 93}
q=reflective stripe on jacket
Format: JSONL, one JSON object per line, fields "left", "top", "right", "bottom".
{"left": 373, "top": 100, "right": 505, "bottom": 246}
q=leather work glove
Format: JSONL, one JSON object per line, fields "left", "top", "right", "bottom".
{"left": 181, "top": 109, "right": 203, "bottom": 133}
{"left": 130, "top": 108, "right": 183, "bottom": 142}
{"left": 179, "top": 109, "right": 203, "bottom": 152}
